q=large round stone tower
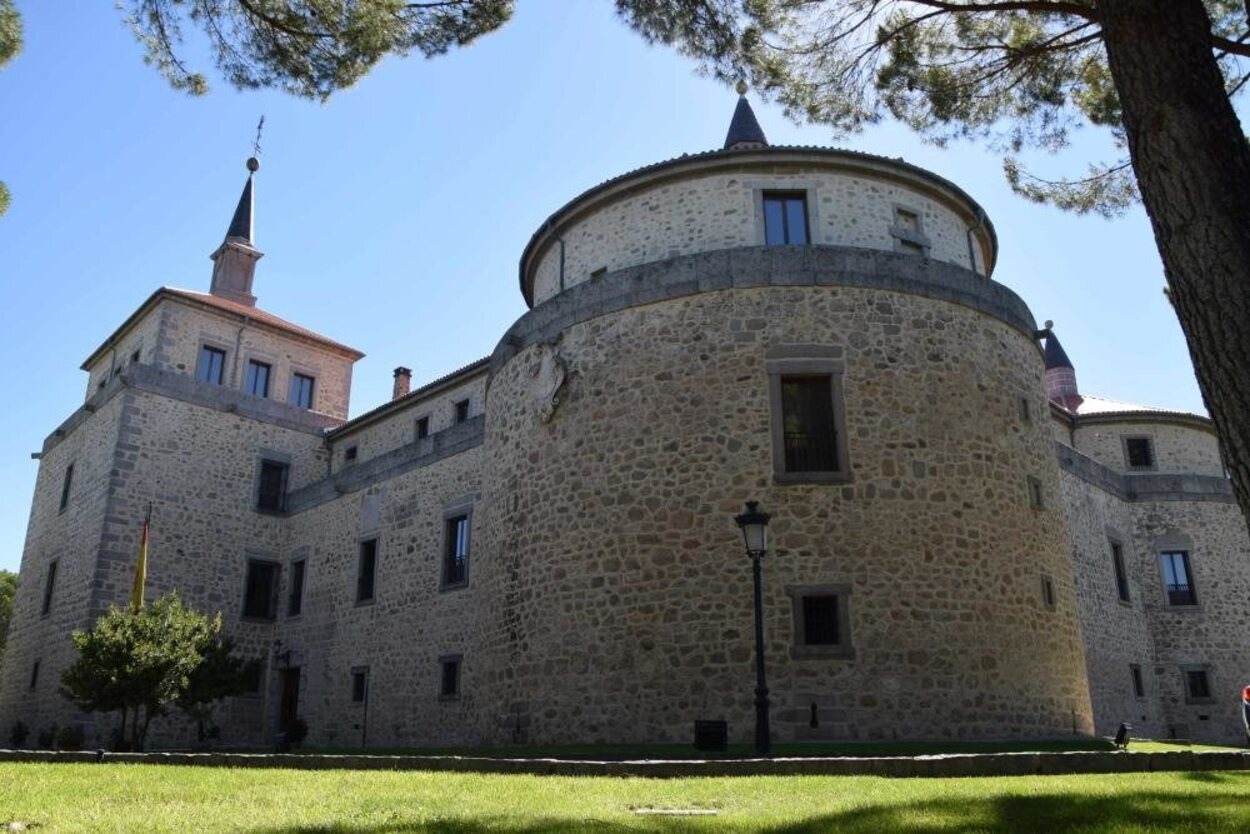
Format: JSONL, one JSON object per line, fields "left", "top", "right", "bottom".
{"left": 471, "top": 95, "right": 1094, "bottom": 745}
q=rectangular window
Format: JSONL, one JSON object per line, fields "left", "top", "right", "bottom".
{"left": 1041, "top": 575, "right": 1056, "bottom": 609}
{"left": 131, "top": 349, "right": 141, "bottom": 364}
{"left": 1131, "top": 664, "right": 1145, "bottom": 698}
{"left": 1028, "top": 476, "right": 1044, "bottom": 509}
{"left": 443, "top": 515, "right": 470, "bottom": 589}
{"left": 245, "top": 360, "right": 272, "bottom": 398}
{"left": 801, "top": 596, "right": 839, "bottom": 645}
{"left": 344, "top": 446, "right": 358, "bottom": 464}
{"left": 288, "top": 373, "right": 315, "bottom": 410}
{"left": 1185, "top": 668, "right": 1212, "bottom": 702}
{"left": 439, "top": 655, "right": 461, "bottom": 700}
{"left": 454, "top": 399, "right": 470, "bottom": 424}
{"left": 1161, "top": 551, "right": 1197, "bottom": 606}
{"left": 351, "top": 667, "right": 369, "bottom": 703}
{"left": 1125, "top": 437, "right": 1155, "bottom": 469}
{"left": 763, "top": 192, "right": 809, "bottom": 245}
{"left": 197, "top": 345, "right": 226, "bottom": 385}
{"left": 780, "top": 376, "right": 838, "bottom": 472}
{"left": 287, "top": 559, "right": 306, "bottom": 618}
{"left": 242, "top": 559, "right": 279, "bottom": 620}
{"left": 41, "top": 560, "right": 57, "bottom": 616}
{"left": 1019, "top": 397, "right": 1032, "bottom": 422}
{"left": 1112, "top": 541, "right": 1131, "bottom": 603}
{"left": 29, "top": 661, "right": 39, "bottom": 690}
{"left": 59, "top": 464, "right": 74, "bottom": 512}
{"left": 787, "top": 585, "right": 853, "bottom": 658}
{"left": 416, "top": 416, "right": 430, "bottom": 440}
{"left": 357, "top": 538, "right": 378, "bottom": 603}
{"left": 256, "top": 460, "right": 288, "bottom": 512}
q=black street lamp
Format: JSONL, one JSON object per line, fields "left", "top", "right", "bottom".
{"left": 734, "top": 500, "right": 772, "bottom": 757}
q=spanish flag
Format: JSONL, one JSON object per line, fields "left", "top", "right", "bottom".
{"left": 129, "top": 505, "right": 151, "bottom": 613}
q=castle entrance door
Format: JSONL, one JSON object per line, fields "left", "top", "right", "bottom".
{"left": 279, "top": 667, "right": 301, "bottom": 728}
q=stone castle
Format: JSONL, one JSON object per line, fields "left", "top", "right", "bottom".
{"left": 3, "top": 96, "right": 1248, "bottom": 749}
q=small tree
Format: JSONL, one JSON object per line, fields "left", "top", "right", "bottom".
{"left": 176, "top": 636, "right": 258, "bottom": 744}
{"left": 0, "top": 569, "right": 16, "bottom": 665}
{"left": 60, "top": 593, "right": 217, "bottom": 751}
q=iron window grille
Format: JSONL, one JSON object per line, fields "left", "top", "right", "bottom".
{"left": 1161, "top": 551, "right": 1197, "bottom": 606}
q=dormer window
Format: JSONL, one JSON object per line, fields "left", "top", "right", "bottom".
{"left": 763, "top": 192, "right": 809, "bottom": 245}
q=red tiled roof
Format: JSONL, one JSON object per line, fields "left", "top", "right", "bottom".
{"left": 163, "top": 288, "right": 364, "bottom": 358}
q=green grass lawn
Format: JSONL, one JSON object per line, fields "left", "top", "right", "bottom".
{"left": 3, "top": 763, "right": 1250, "bottom": 833}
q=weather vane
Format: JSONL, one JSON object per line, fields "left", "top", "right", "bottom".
{"left": 247, "top": 116, "right": 265, "bottom": 173}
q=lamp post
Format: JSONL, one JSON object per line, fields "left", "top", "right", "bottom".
{"left": 734, "top": 500, "right": 772, "bottom": 757}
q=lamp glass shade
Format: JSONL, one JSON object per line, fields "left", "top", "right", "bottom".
{"left": 734, "top": 501, "right": 770, "bottom": 554}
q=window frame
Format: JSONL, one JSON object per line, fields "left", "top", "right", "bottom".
{"left": 245, "top": 359, "right": 272, "bottom": 398}
{"left": 58, "top": 463, "right": 74, "bottom": 513}
{"left": 255, "top": 458, "right": 290, "bottom": 513}
{"left": 241, "top": 557, "right": 281, "bottom": 621}
{"left": 454, "top": 399, "right": 470, "bottom": 424}
{"left": 1123, "top": 435, "right": 1157, "bottom": 471}
{"left": 1110, "top": 537, "right": 1131, "bottom": 604}
{"left": 888, "top": 203, "right": 932, "bottom": 256}
{"left": 1027, "top": 475, "right": 1045, "bottom": 509}
{"left": 196, "top": 344, "right": 227, "bottom": 386}
{"left": 350, "top": 666, "right": 369, "bottom": 703}
{"left": 441, "top": 509, "right": 472, "bottom": 591}
{"left": 344, "top": 446, "right": 358, "bottom": 465}
{"left": 1181, "top": 665, "right": 1215, "bottom": 704}
{"left": 761, "top": 191, "right": 811, "bottom": 246}
{"left": 1130, "top": 664, "right": 1145, "bottom": 699}
{"left": 1158, "top": 544, "right": 1199, "bottom": 609}
{"left": 785, "top": 584, "right": 855, "bottom": 659}
{"left": 1040, "top": 574, "right": 1057, "bottom": 610}
{"left": 287, "top": 557, "right": 306, "bottom": 619}
{"left": 288, "top": 372, "right": 316, "bottom": 410}
{"left": 767, "top": 352, "right": 851, "bottom": 485}
{"left": 415, "top": 415, "right": 430, "bottom": 440}
{"left": 439, "top": 654, "right": 463, "bottom": 701}
{"left": 41, "top": 560, "right": 57, "bottom": 616}
{"left": 356, "top": 537, "right": 379, "bottom": 604}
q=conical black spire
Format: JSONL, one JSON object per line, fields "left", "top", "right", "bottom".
{"left": 224, "top": 156, "right": 259, "bottom": 243}
{"left": 1043, "top": 328, "right": 1074, "bottom": 370}
{"left": 724, "top": 85, "right": 768, "bottom": 150}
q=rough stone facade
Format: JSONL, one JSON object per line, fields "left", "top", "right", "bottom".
{"left": 3, "top": 114, "right": 1247, "bottom": 750}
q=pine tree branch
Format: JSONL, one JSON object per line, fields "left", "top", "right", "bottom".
{"left": 903, "top": 0, "right": 1097, "bottom": 22}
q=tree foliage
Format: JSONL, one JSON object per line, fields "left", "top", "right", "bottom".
{"left": 0, "top": 0, "right": 22, "bottom": 218}
{"left": 176, "top": 636, "right": 258, "bottom": 743}
{"left": 59, "top": 593, "right": 221, "bottom": 750}
{"left": 0, "top": 570, "right": 16, "bottom": 665}
{"left": 123, "top": 0, "right": 514, "bottom": 100}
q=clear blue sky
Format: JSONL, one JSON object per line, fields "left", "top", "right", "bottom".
{"left": 0, "top": 2, "right": 1216, "bottom": 571}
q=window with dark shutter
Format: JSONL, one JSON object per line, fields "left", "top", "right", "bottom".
{"left": 781, "top": 376, "right": 837, "bottom": 472}
{"left": 439, "top": 656, "right": 461, "bottom": 700}
{"left": 242, "top": 560, "right": 279, "bottom": 620}
{"left": 256, "top": 460, "right": 288, "bottom": 512}
{"left": 802, "top": 596, "right": 839, "bottom": 645}
{"left": 454, "top": 399, "right": 470, "bottom": 424}
{"left": 1125, "top": 437, "right": 1155, "bottom": 469}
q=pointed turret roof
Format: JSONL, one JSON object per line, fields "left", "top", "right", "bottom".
{"left": 225, "top": 174, "right": 254, "bottom": 242}
{"left": 724, "top": 86, "right": 768, "bottom": 150}
{"left": 1043, "top": 327, "right": 1074, "bottom": 370}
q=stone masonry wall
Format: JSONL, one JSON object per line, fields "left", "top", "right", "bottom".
{"left": 531, "top": 167, "right": 985, "bottom": 305}
{"left": 84, "top": 311, "right": 164, "bottom": 399}
{"left": 155, "top": 299, "right": 356, "bottom": 420}
{"left": 475, "top": 282, "right": 1093, "bottom": 746}
{"left": 1072, "top": 421, "right": 1224, "bottom": 477}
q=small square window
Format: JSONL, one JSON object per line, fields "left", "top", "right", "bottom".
{"left": 197, "top": 346, "right": 226, "bottom": 385}
{"left": 1130, "top": 664, "right": 1145, "bottom": 698}
{"left": 357, "top": 538, "right": 378, "bottom": 603}
{"left": 242, "top": 559, "right": 280, "bottom": 620}
{"left": 439, "top": 655, "right": 462, "bottom": 701}
{"left": 1184, "top": 667, "right": 1213, "bottom": 702}
{"left": 1125, "top": 437, "right": 1155, "bottom": 470}
{"left": 59, "top": 464, "right": 74, "bottom": 512}
{"left": 287, "top": 559, "right": 306, "bottom": 618}
{"left": 344, "top": 446, "right": 358, "bottom": 464}
{"left": 1041, "top": 575, "right": 1056, "bottom": 609}
{"left": 288, "top": 373, "right": 315, "bottom": 410}
{"left": 416, "top": 416, "right": 430, "bottom": 440}
{"left": 245, "top": 360, "right": 272, "bottom": 398}
{"left": 1028, "top": 476, "right": 1044, "bottom": 509}
{"left": 351, "top": 667, "right": 369, "bottom": 703}
{"left": 763, "top": 192, "right": 809, "bottom": 245}
{"left": 1161, "top": 550, "right": 1197, "bottom": 606}
{"left": 1111, "top": 541, "right": 1131, "bottom": 603}
{"left": 29, "top": 660, "right": 40, "bottom": 690}
{"left": 787, "top": 585, "right": 853, "bottom": 658}
{"left": 454, "top": 400, "right": 470, "bottom": 424}
{"left": 256, "top": 460, "right": 289, "bottom": 512}
{"left": 41, "top": 560, "right": 57, "bottom": 616}
{"left": 442, "top": 514, "right": 470, "bottom": 589}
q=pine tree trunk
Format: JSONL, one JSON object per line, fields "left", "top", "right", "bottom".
{"left": 1098, "top": 0, "right": 1250, "bottom": 531}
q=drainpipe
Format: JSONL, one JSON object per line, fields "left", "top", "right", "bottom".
{"left": 230, "top": 319, "right": 249, "bottom": 387}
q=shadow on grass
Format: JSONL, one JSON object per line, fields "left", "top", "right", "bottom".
{"left": 248, "top": 774, "right": 1250, "bottom": 833}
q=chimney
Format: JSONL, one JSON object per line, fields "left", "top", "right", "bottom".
{"left": 392, "top": 367, "right": 412, "bottom": 401}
